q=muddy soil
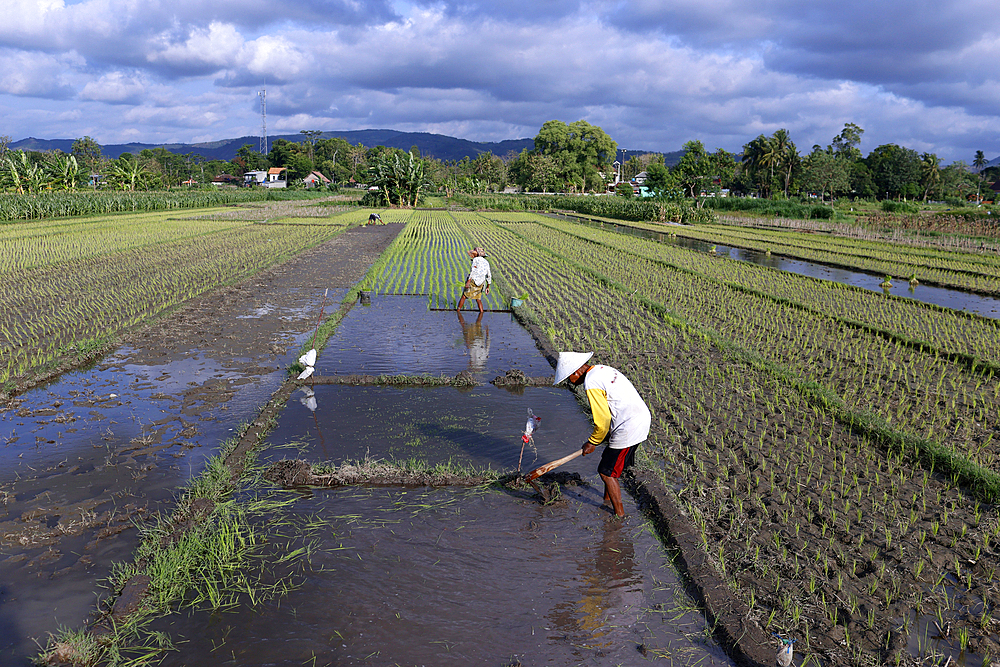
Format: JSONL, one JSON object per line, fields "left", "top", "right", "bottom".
{"left": 0, "top": 223, "right": 403, "bottom": 663}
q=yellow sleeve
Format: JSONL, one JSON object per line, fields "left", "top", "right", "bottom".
{"left": 586, "top": 388, "right": 611, "bottom": 445}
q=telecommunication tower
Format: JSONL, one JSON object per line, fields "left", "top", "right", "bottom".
{"left": 257, "top": 86, "right": 268, "bottom": 155}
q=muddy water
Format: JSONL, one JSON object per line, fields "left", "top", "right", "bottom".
{"left": 317, "top": 295, "right": 553, "bottom": 378}
{"left": 145, "top": 298, "right": 733, "bottom": 666}
{"left": 567, "top": 217, "right": 1000, "bottom": 318}
{"left": 0, "top": 288, "right": 345, "bottom": 664}
{"left": 267, "top": 385, "right": 594, "bottom": 471}
{"left": 153, "top": 486, "right": 732, "bottom": 667}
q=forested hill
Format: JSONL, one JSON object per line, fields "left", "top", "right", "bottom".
{"left": 10, "top": 130, "right": 536, "bottom": 162}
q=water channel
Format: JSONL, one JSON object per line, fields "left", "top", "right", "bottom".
{"left": 565, "top": 217, "right": 1000, "bottom": 319}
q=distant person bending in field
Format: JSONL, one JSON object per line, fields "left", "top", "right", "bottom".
{"left": 367, "top": 212, "right": 382, "bottom": 225}
{"left": 554, "top": 351, "right": 651, "bottom": 518}
{"left": 457, "top": 247, "right": 492, "bottom": 313}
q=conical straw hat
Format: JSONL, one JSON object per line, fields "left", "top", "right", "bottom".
{"left": 553, "top": 351, "right": 594, "bottom": 385}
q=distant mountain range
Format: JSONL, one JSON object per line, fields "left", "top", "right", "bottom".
{"left": 11, "top": 130, "right": 534, "bottom": 163}
{"left": 10, "top": 130, "right": 684, "bottom": 165}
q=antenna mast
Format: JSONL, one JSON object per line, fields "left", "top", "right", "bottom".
{"left": 257, "top": 85, "right": 268, "bottom": 155}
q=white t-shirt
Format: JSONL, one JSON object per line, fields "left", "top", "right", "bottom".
{"left": 468, "top": 257, "right": 492, "bottom": 286}
{"left": 584, "top": 365, "right": 651, "bottom": 449}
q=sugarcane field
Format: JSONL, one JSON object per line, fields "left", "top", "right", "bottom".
{"left": 2, "top": 197, "right": 1000, "bottom": 667}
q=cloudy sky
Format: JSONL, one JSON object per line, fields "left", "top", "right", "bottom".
{"left": 2, "top": 0, "right": 998, "bottom": 162}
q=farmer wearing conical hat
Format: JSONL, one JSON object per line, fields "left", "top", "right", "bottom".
{"left": 457, "top": 247, "right": 492, "bottom": 314}
{"left": 554, "top": 352, "right": 651, "bottom": 517}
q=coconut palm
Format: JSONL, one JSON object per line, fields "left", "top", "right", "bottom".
{"left": 741, "top": 135, "right": 773, "bottom": 197}
{"left": 973, "top": 150, "right": 987, "bottom": 203}
{"left": 770, "top": 129, "right": 798, "bottom": 198}
{"left": 919, "top": 153, "right": 941, "bottom": 201}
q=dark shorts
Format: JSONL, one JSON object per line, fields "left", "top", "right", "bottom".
{"left": 597, "top": 444, "right": 638, "bottom": 478}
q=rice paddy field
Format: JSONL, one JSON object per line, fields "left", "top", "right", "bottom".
{"left": 365, "top": 210, "right": 1000, "bottom": 665}
{"left": 5, "top": 205, "right": 1000, "bottom": 666}
{"left": 0, "top": 203, "right": 368, "bottom": 392}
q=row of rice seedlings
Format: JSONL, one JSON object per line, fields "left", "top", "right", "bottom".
{"left": 284, "top": 455, "right": 506, "bottom": 487}
{"left": 363, "top": 211, "right": 505, "bottom": 310}
{"left": 454, "top": 213, "right": 998, "bottom": 664}
{"left": 0, "top": 210, "right": 246, "bottom": 276}
{"left": 497, "top": 219, "right": 1000, "bottom": 478}
{"left": 1, "top": 224, "right": 343, "bottom": 386}
{"left": 525, "top": 214, "right": 1000, "bottom": 368}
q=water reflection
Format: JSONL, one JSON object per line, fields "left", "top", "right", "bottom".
{"left": 457, "top": 310, "right": 491, "bottom": 372}
{"left": 559, "top": 518, "right": 642, "bottom": 644}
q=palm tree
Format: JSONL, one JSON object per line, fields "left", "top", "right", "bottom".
{"left": 919, "top": 153, "right": 941, "bottom": 201}
{"left": 770, "top": 129, "right": 798, "bottom": 198}
{"left": 974, "top": 150, "right": 987, "bottom": 203}
{"left": 741, "top": 135, "right": 773, "bottom": 197}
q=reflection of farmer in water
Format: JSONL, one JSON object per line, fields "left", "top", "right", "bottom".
{"left": 457, "top": 310, "right": 490, "bottom": 372}
{"left": 457, "top": 247, "right": 492, "bottom": 313}
{"left": 570, "top": 519, "right": 640, "bottom": 638}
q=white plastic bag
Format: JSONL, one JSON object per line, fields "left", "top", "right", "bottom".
{"left": 299, "top": 349, "right": 317, "bottom": 368}
{"left": 522, "top": 408, "right": 541, "bottom": 444}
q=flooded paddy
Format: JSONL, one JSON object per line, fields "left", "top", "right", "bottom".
{"left": 142, "top": 295, "right": 732, "bottom": 666}
{"left": 317, "top": 295, "right": 553, "bottom": 377}
{"left": 568, "top": 216, "right": 1000, "bottom": 318}
{"left": 0, "top": 288, "right": 336, "bottom": 663}
{"left": 151, "top": 486, "right": 730, "bottom": 667}
{"left": 2, "top": 267, "right": 731, "bottom": 666}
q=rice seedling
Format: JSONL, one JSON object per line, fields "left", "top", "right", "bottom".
{"left": 2, "top": 208, "right": 346, "bottom": 387}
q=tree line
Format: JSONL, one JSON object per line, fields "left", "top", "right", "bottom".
{"left": 1, "top": 123, "right": 995, "bottom": 205}
{"left": 636, "top": 124, "right": 996, "bottom": 205}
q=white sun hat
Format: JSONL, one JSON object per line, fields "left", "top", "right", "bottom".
{"left": 553, "top": 351, "right": 594, "bottom": 385}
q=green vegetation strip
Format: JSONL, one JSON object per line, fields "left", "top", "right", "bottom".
{"left": 37, "top": 432, "right": 307, "bottom": 666}
{"left": 0, "top": 189, "right": 331, "bottom": 222}
{"left": 264, "top": 457, "right": 505, "bottom": 488}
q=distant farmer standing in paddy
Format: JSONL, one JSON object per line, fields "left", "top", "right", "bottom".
{"left": 457, "top": 247, "right": 492, "bottom": 313}
{"left": 554, "top": 352, "right": 651, "bottom": 518}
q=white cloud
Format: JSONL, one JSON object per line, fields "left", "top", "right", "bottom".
{"left": 146, "top": 22, "right": 244, "bottom": 72}
{"left": 0, "top": 49, "right": 79, "bottom": 98}
{"left": 0, "top": 0, "right": 996, "bottom": 162}
{"left": 79, "top": 70, "right": 148, "bottom": 103}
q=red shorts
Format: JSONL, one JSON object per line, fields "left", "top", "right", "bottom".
{"left": 597, "top": 444, "right": 638, "bottom": 478}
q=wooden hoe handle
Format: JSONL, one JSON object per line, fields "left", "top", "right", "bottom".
{"left": 525, "top": 449, "right": 583, "bottom": 481}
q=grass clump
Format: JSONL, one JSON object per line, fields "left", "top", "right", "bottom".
{"left": 35, "top": 441, "right": 304, "bottom": 666}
